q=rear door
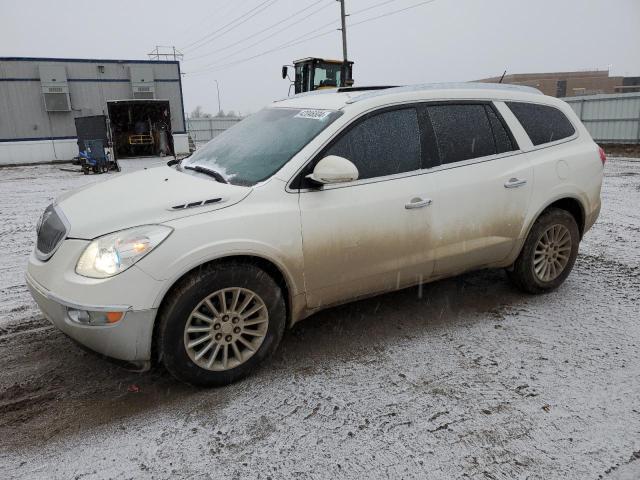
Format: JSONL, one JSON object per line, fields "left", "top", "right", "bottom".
{"left": 421, "top": 102, "right": 534, "bottom": 276}
{"left": 297, "top": 106, "right": 435, "bottom": 308}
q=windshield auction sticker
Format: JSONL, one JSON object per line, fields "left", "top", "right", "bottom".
{"left": 294, "top": 109, "right": 332, "bottom": 121}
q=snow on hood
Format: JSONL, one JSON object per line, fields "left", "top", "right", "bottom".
{"left": 56, "top": 165, "right": 252, "bottom": 239}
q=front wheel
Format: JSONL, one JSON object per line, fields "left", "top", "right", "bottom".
{"left": 157, "top": 263, "right": 286, "bottom": 386}
{"left": 507, "top": 208, "right": 580, "bottom": 294}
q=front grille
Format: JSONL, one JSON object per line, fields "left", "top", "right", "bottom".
{"left": 36, "top": 204, "right": 68, "bottom": 260}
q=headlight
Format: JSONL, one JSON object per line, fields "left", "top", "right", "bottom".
{"left": 76, "top": 225, "right": 172, "bottom": 278}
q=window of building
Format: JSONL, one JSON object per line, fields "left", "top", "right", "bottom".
{"left": 556, "top": 80, "right": 567, "bottom": 98}
{"left": 507, "top": 102, "right": 575, "bottom": 146}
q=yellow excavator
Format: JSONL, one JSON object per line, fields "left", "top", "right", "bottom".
{"left": 282, "top": 57, "right": 354, "bottom": 95}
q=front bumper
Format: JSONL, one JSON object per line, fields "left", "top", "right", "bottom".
{"left": 26, "top": 272, "right": 156, "bottom": 362}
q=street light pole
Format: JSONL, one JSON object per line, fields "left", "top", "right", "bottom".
{"left": 213, "top": 80, "right": 222, "bottom": 115}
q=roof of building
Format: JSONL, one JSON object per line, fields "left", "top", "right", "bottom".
{"left": 477, "top": 70, "right": 618, "bottom": 82}
{"left": 0, "top": 56, "right": 179, "bottom": 65}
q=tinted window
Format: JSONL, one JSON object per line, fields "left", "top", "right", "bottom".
{"left": 427, "top": 104, "right": 496, "bottom": 164}
{"left": 485, "top": 105, "right": 516, "bottom": 154}
{"left": 507, "top": 102, "right": 575, "bottom": 146}
{"left": 325, "top": 108, "right": 421, "bottom": 180}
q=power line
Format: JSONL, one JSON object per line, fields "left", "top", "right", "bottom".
{"left": 182, "top": 0, "right": 276, "bottom": 51}
{"left": 349, "top": 0, "right": 437, "bottom": 27}
{"left": 182, "top": 0, "right": 397, "bottom": 69}
{"left": 185, "top": 0, "right": 404, "bottom": 70}
{"left": 185, "top": 0, "right": 333, "bottom": 62}
{"left": 186, "top": 29, "right": 337, "bottom": 77}
{"left": 188, "top": 18, "right": 338, "bottom": 74}
{"left": 182, "top": 0, "right": 279, "bottom": 52}
{"left": 185, "top": 0, "right": 439, "bottom": 76}
{"left": 350, "top": 0, "right": 399, "bottom": 16}
{"left": 173, "top": 0, "right": 249, "bottom": 45}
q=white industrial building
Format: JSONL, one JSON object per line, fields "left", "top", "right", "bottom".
{"left": 0, "top": 56, "right": 189, "bottom": 165}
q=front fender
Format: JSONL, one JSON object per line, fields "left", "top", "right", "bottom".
{"left": 139, "top": 241, "right": 303, "bottom": 310}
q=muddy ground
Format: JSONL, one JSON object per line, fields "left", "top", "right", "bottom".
{"left": 0, "top": 158, "right": 639, "bottom": 479}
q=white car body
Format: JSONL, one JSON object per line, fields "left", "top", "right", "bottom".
{"left": 26, "top": 83, "right": 603, "bottom": 367}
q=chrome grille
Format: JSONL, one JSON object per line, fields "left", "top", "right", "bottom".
{"left": 36, "top": 204, "right": 68, "bottom": 260}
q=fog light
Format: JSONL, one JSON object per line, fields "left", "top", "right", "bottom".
{"left": 68, "top": 309, "right": 125, "bottom": 325}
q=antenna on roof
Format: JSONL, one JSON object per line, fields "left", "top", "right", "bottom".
{"left": 498, "top": 70, "right": 507, "bottom": 83}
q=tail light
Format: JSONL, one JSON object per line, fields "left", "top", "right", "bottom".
{"left": 598, "top": 146, "right": 607, "bottom": 166}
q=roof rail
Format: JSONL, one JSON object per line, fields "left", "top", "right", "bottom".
{"left": 336, "top": 86, "right": 398, "bottom": 93}
{"left": 346, "top": 82, "right": 543, "bottom": 104}
{"left": 273, "top": 88, "right": 339, "bottom": 103}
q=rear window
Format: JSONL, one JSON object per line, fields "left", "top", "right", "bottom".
{"left": 507, "top": 102, "right": 575, "bottom": 146}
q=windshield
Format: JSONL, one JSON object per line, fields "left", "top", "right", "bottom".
{"left": 314, "top": 64, "right": 342, "bottom": 89}
{"left": 182, "top": 107, "right": 342, "bottom": 186}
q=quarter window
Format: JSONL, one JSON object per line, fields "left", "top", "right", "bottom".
{"left": 506, "top": 102, "right": 575, "bottom": 146}
{"left": 325, "top": 108, "right": 421, "bottom": 180}
{"left": 426, "top": 104, "right": 496, "bottom": 164}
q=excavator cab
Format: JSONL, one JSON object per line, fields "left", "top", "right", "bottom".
{"left": 282, "top": 57, "right": 354, "bottom": 95}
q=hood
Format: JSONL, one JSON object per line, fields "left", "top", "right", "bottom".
{"left": 57, "top": 165, "right": 252, "bottom": 239}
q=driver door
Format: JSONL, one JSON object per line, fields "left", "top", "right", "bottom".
{"left": 297, "top": 107, "right": 435, "bottom": 309}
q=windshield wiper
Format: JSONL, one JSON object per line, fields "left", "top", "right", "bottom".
{"left": 183, "top": 165, "right": 228, "bottom": 184}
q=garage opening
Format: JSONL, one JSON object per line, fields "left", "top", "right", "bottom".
{"left": 107, "top": 100, "right": 173, "bottom": 159}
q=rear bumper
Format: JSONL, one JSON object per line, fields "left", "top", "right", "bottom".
{"left": 26, "top": 272, "right": 156, "bottom": 362}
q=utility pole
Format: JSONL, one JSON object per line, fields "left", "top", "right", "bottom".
{"left": 338, "top": 0, "right": 349, "bottom": 87}
{"left": 339, "top": 0, "right": 348, "bottom": 65}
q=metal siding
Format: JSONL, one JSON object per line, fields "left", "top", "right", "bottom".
{"left": 564, "top": 93, "right": 640, "bottom": 144}
{"left": 0, "top": 58, "right": 184, "bottom": 141}
{"left": 186, "top": 117, "right": 243, "bottom": 143}
{"left": 154, "top": 83, "right": 185, "bottom": 132}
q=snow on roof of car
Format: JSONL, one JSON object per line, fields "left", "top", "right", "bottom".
{"left": 273, "top": 82, "right": 543, "bottom": 111}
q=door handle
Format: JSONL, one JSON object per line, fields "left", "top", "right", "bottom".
{"left": 405, "top": 197, "right": 433, "bottom": 209}
{"left": 504, "top": 177, "right": 527, "bottom": 188}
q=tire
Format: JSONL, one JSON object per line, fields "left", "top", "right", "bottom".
{"left": 157, "top": 262, "right": 286, "bottom": 387}
{"left": 507, "top": 208, "right": 580, "bottom": 294}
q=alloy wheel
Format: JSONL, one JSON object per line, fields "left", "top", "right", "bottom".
{"left": 533, "top": 224, "right": 572, "bottom": 282}
{"left": 184, "top": 287, "right": 269, "bottom": 371}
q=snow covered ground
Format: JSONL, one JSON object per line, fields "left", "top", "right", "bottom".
{"left": 0, "top": 158, "right": 639, "bottom": 479}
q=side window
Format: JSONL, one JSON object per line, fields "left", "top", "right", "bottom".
{"left": 485, "top": 105, "right": 516, "bottom": 154}
{"left": 426, "top": 104, "right": 496, "bottom": 164}
{"left": 325, "top": 108, "right": 421, "bottom": 180}
{"left": 506, "top": 102, "right": 575, "bottom": 146}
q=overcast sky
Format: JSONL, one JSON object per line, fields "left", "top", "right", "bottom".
{"left": 2, "top": 0, "right": 639, "bottom": 116}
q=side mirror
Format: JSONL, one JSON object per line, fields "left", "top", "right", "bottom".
{"left": 281, "top": 65, "right": 288, "bottom": 80}
{"left": 306, "top": 155, "right": 359, "bottom": 185}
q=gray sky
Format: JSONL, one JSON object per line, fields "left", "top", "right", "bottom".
{"left": 2, "top": 0, "right": 639, "bottom": 115}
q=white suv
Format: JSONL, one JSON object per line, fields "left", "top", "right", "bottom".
{"left": 27, "top": 83, "right": 604, "bottom": 386}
